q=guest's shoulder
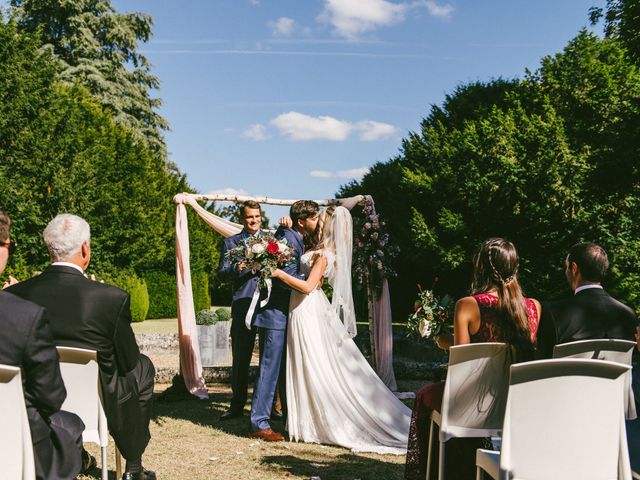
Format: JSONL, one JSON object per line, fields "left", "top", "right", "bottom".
{"left": 0, "top": 290, "right": 44, "bottom": 322}
{"left": 605, "top": 292, "right": 637, "bottom": 319}
{"left": 83, "top": 277, "right": 129, "bottom": 301}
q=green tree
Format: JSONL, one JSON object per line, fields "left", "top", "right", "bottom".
{"left": 9, "top": 0, "right": 169, "bottom": 153}
{"left": 590, "top": 0, "right": 640, "bottom": 63}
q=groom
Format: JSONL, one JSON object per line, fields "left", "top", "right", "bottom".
{"left": 249, "top": 200, "right": 319, "bottom": 441}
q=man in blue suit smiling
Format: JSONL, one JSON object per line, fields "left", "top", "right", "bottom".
{"left": 217, "top": 200, "right": 264, "bottom": 420}
{"left": 249, "top": 200, "right": 319, "bottom": 441}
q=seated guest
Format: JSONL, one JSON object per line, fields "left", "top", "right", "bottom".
{"left": 7, "top": 214, "right": 156, "bottom": 480}
{"left": 536, "top": 242, "right": 637, "bottom": 359}
{"left": 0, "top": 209, "right": 84, "bottom": 479}
{"left": 404, "top": 238, "right": 541, "bottom": 480}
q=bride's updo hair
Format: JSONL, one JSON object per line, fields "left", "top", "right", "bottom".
{"left": 471, "top": 238, "right": 534, "bottom": 361}
{"left": 313, "top": 205, "right": 337, "bottom": 252}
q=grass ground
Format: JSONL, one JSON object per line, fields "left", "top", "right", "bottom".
{"left": 78, "top": 381, "right": 423, "bottom": 480}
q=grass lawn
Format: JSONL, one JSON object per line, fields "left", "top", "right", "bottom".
{"left": 78, "top": 383, "right": 411, "bottom": 480}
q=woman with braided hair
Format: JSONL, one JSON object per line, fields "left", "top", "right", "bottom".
{"left": 404, "top": 237, "right": 541, "bottom": 480}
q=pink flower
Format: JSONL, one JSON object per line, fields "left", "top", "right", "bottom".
{"left": 364, "top": 223, "right": 372, "bottom": 230}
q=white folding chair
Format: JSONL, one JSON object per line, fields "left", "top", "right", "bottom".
{"left": 553, "top": 339, "right": 637, "bottom": 420}
{"left": 0, "top": 364, "right": 35, "bottom": 480}
{"left": 426, "top": 343, "right": 511, "bottom": 480}
{"left": 476, "top": 358, "right": 632, "bottom": 480}
{"left": 56, "top": 346, "right": 122, "bottom": 480}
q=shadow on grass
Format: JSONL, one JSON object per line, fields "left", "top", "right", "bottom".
{"left": 261, "top": 452, "right": 404, "bottom": 480}
{"left": 151, "top": 387, "right": 284, "bottom": 440}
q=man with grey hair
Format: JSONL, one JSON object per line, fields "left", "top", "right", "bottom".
{"left": 8, "top": 213, "right": 156, "bottom": 480}
{"left": 0, "top": 209, "right": 85, "bottom": 479}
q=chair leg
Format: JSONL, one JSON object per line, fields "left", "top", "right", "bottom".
{"left": 476, "top": 466, "right": 483, "bottom": 480}
{"left": 438, "top": 439, "right": 445, "bottom": 480}
{"left": 426, "top": 418, "right": 435, "bottom": 480}
{"left": 115, "top": 446, "right": 122, "bottom": 479}
{"left": 101, "top": 446, "right": 108, "bottom": 480}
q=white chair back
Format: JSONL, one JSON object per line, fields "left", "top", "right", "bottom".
{"left": 500, "top": 358, "right": 631, "bottom": 480}
{"left": 553, "top": 339, "right": 637, "bottom": 420}
{"left": 0, "top": 364, "right": 35, "bottom": 480}
{"left": 56, "top": 346, "right": 108, "bottom": 447}
{"left": 440, "top": 342, "right": 511, "bottom": 442}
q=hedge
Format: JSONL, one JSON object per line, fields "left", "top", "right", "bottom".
{"left": 144, "top": 270, "right": 210, "bottom": 319}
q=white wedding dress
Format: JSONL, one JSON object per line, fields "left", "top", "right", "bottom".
{"left": 286, "top": 250, "right": 411, "bottom": 455}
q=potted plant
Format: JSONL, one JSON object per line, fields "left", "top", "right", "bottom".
{"left": 196, "top": 308, "right": 232, "bottom": 367}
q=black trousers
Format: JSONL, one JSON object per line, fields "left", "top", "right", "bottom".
{"left": 230, "top": 310, "right": 257, "bottom": 413}
{"left": 33, "top": 410, "right": 84, "bottom": 480}
{"left": 109, "top": 354, "right": 155, "bottom": 461}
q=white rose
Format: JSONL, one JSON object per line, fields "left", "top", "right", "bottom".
{"left": 419, "top": 318, "right": 432, "bottom": 338}
{"left": 251, "top": 243, "right": 265, "bottom": 254}
{"left": 277, "top": 242, "right": 288, "bottom": 252}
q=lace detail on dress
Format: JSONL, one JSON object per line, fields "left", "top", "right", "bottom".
{"left": 470, "top": 293, "right": 539, "bottom": 342}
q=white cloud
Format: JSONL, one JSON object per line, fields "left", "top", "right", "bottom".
{"left": 241, "top": 123, "right": 270, "bottom": 141}
{"left": 318, "top": 0, "right": 408, "bottom": 40}
{"left": 310, "top": 168, "right": 370, "bottom": 180}
{"left": 355, "top": 120, "right": 399, "bottom": 141}
{"left": 268, "top": 17, "right": 296, "bottom": 37}
{"left": 207, "top": 188, "right": 250, "bottom": 196}
{"left": 271, "top": 112, "right": 353, "bottom": 141}
{"left": 249, "top": 0, "right": 260, "bottom": 5}
{"left": 424, "top": 0, "right": 454, "bottom": 20}
{"left": 318, "top": 0, "right": 454, "bottom": 39}
{"left": 270, "top": 111, "right": 397, "bottom": 142}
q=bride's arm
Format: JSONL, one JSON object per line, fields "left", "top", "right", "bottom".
{"left": 272, "top": 255, "right": 328, "bottom": 294}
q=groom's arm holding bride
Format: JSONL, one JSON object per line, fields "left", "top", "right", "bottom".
{"left": 272, "top": 255, "right": 326, "bottom": 294}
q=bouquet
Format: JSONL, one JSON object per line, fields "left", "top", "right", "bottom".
{"left": 406, "top": 287, "right": 453, "bottom": 340}
{"left": 225, "top": 233, "right": 294, "bottom": 287}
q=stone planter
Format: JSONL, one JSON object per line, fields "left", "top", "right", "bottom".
{"left": 197, "top": 322, "right": 231, "bottom": 367}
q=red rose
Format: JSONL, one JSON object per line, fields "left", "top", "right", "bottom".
{"left": 266, "top": 242, "right": 279, "bottom": 254}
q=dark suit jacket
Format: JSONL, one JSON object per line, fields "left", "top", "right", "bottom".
{"left": 0, "top": 291, "right": 67, "bottom": 444}
{"left": 218, "top": 229, "right": 261, "bottom": 328}
{"left": 7, "top": 265, "right": 146, "bottom": 457}
{"left": 537, "top": 287, "right": 638, "bottom": 358}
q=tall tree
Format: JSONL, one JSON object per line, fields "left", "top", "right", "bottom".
{"left": 590, "top": 0, "right": 640, "bottom": 63}
{"left": 9, "top": 0, "right": 169, "bottom": 153}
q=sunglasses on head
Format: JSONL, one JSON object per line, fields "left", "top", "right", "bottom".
{"left": 1, "top": 240, "right": 16, "bottom": 255}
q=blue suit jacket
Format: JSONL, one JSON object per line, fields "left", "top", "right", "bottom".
{"left": 217, "top": 229, "right": 261, "bottom": 323}
{"left": 253, "top": 227, "right": 304, "bottom": 331}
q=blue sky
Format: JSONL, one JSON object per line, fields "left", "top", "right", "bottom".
{"left": 115, "top": 0, "right": 600, "bottom": 217}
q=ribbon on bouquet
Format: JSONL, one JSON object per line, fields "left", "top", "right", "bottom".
{"left": 245, "top": 278, "right": 272, "bottom": 329}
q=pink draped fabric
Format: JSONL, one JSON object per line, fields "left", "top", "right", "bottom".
{"left": 173, "top": 192, "right": 398, "bottom": 397}
{"left": 371, "top": 279, "right": 398, "bottom": 391}
{"left": 175, "top": 200, "right": 208, "bottom": 399}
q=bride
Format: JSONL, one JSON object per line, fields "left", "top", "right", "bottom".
{"left": 272, "top": 205, "right": 411, "bottom": 454}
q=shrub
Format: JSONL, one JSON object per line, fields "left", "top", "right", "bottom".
{"left": 99, "top": 270, "right": 149, "bottom": 323}
{"left": 214, "top": 307, "right": 231, "bottom": 322}
{"left": 196, "top": 309, "right": 218, "bottom": 326}
{"left": 144, "top": 270, "right": 211, "bottom": 319}
{"left": 193, "top": 270, "right": 211, "bottom": 313}
{"left": 144, "top": 270, "right": 176, "bottom": 319}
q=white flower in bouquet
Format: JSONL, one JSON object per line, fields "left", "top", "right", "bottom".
{"left": 251, "top": 243, "right": 265, "bottom": 254}
{"left": 277, "top": 241, "right": 289, "bottom": 253}
{"left": 419, "top": 316, "right": 432, "bottom": 338}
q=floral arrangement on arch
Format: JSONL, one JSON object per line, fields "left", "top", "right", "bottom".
{"left": 352, "top": 196, "right": 399, "bottom": 296}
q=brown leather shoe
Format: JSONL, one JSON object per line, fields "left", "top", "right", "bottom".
{"left": 249, "top": 428, "right": 284, "bottom": 442}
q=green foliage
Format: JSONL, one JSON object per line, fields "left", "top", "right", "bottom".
{"left": 144, "top": 270, "right": 177, "bottom": 319}
{"left": 101, "top": 270, "right": 149, "bottom": 323}
{"left": 341, "top": 32, "right": 640, "bottom": 316}
{"left": 8, "top": 0, "right": 168, "bottom": 152}
{"left": 144, "top": 270, "right": 210, "bottom": 319}
{"left": 195, "top": 309, "right": 218, "bottom": 326}
{"left": 192, "top": 270, "right": 211, "bottom": 313}
{"left": 591, "top": 0, "right": 640, "bottom": 64}
{"left": 214, "top": 307, "right": 231, "bottom": 322}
